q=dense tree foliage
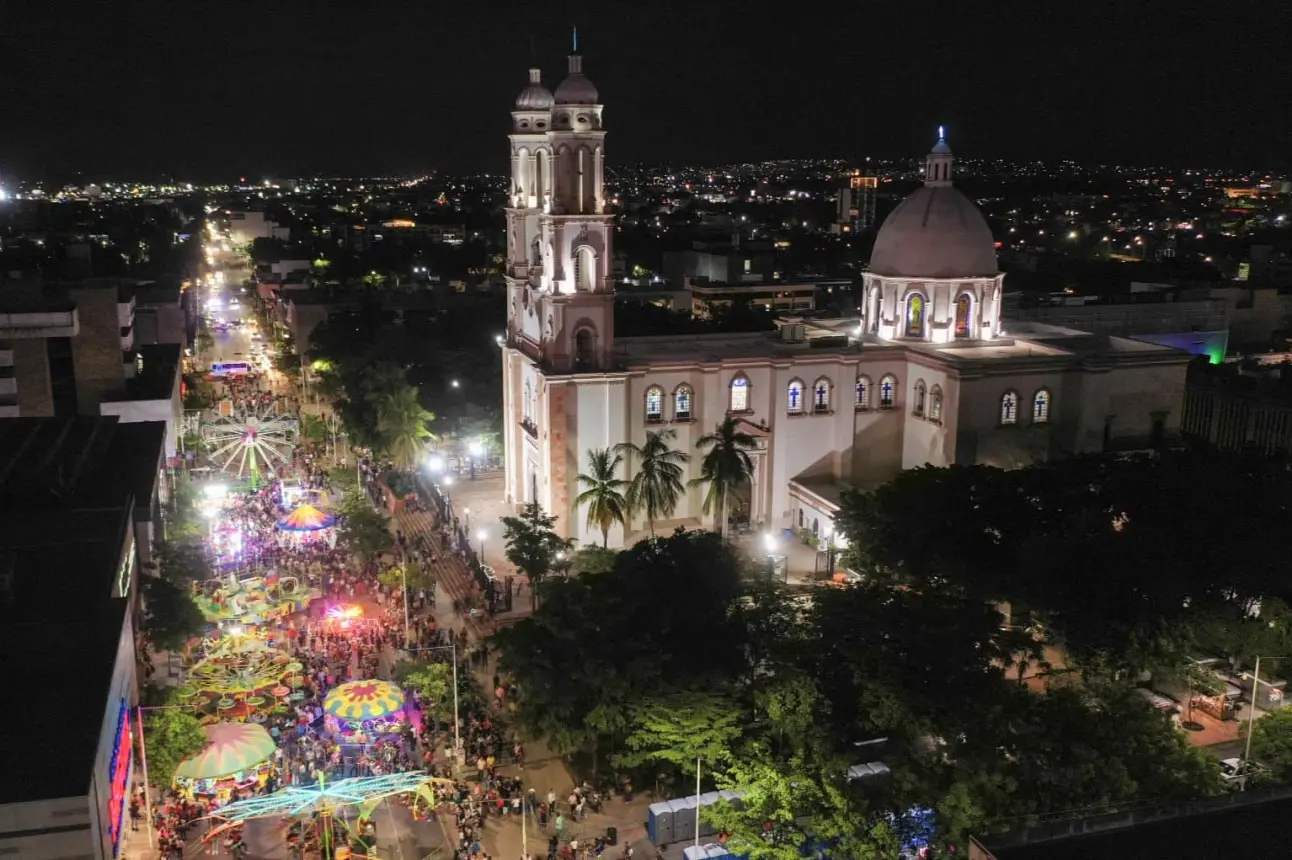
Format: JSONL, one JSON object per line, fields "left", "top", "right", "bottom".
{"left": 491, "top": 449, "right": 1292, "bottom": 855}
{"left": 141, "top": 575, "right": 207, "bottom": 652}
{"left": 337, "top": 489, "right": 391, "bottom": 563}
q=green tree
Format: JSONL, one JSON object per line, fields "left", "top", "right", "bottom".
{"left": 141, "top": 576, "right": 207, "bottom": 652}
{"left": 143, "top": 708, "right": 208, "bottom": 788}
{"left": 395, "top": 659, "right": 453, "bottom": 720}
{"left": 376, "top": 561, "right": 435, "bottom": 594}
{"left": 1248, "top": 707, "right": 1292, "bottom": 783}
{"left": 155, "top": 536, "right": 211, "bottom": 583}
{"left": 576, "top": 448, "right": 630, "bottom": 547}
{"left": 568, "top": 546, "right": 618, "bottom": 577}
{"left": 501, "top": 502, "right": 572, "bottom": 610}
{"left": 337, "top": 489, "right": 392, "bottom": 562}
{"left": 377, "top": 385, "right": 436, "bottom": 470}
{"left": 299, "top": 412, "right": 328, "bottom": 444}
{"left": 692, "top": 417, "right": 757, "bottom": 537}
{"left": 614, "top": 691, "right": 743, "bottom": 772}
{"left": 616, "top": 428, "right": 690, "bottom": 536}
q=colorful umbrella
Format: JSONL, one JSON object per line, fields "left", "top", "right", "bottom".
{"left": 175, "top": 722, "right": 277, "bottom": 781}
{"left": 324, "top": 680, "right": 406, "bottom": 722}
{"left": 276, "top": 503, "right": 336, "bottom": 532}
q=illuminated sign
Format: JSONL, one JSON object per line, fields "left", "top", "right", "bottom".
{"left": 107, "top": 699, "right": 133, "bottom": 856}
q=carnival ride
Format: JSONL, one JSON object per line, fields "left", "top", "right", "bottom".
{"left": 277, "top": 503, "right": 339, "bottom": 548}
{"left": 195, "top": 572, "right": 322, "bottom": 624}
{"left": 181, "top": 635, "right": 306, "bottom": 721}
{"left": 206, "top": 772, "right": 441, "bottom": 859}
{"left": 203, "top": 405, "right": 297, "bottom": 487}
{"left": 323, "top": 680, "right": 409, "bottom": 739}
{"left": 175, "top": 722, "right": 277, "bottom": 803}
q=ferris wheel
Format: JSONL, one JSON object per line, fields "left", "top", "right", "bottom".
{"left": 203, "top": 405, "right": 297, "bottom": 485}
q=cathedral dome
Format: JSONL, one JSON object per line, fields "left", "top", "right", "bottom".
{"left": 515, "top": 68, "right": 554, "bottom": 110}
{"left": 868, "top": 132, "right": 998, "bottom": 279}
{"left": 554, "top": 54, "right": 598, "bottom": 104}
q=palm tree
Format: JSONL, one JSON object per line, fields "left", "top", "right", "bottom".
{"left": 377, "top": 385, "right": 436, "bottom": 470}
{"left": 691, "top": 417, "right": 758, "bottom": 538}
{"left": 616, "top": 428, "right": 690, "bottom": 537}
{"left": 575, "top": 448, "right": 630, "bottom": 547}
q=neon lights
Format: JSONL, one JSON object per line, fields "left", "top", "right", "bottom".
{"left": 107, "top": 699, "right": 133, "bottom": 856}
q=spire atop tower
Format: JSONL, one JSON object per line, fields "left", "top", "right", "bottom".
{"left": 568, "top": 26, "right": 583, "bottom": 73}
{"left": 572, "top": 25, "right": 578, "bottom": 53}
{"left": 925, "top": 127, "right": 953, "bottom": 187}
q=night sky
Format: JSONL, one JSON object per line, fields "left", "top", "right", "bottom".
{"left": 0, "top": 0, "right": 1286, "bottom": 181}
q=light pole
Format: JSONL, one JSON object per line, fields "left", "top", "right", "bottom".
{"left": 477, "top": 528, "right": 487, "bottom": 567}
{"left": 402, "top": 644, "right": 461, "bottom": 762}
{"left": 694, "top": 755, "right": 702, "bottom": 848}
{"left": 464, "top": 507, "right": 471, "bottom": 531}
{"left": 400, "top": 563, "right": 412, "bottom": 647}
{"left": 1242, "top": 655, "right": 1287, "bottom": 782}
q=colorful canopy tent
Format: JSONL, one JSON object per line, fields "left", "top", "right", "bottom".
{"left": 175, "top": 722, "right": 277, "bottom": 781}
{"left": 324, "top": 680, "right": 406, "bottom": 723}
{"left": 276, "top": 503, "right": 336, "bottom": 532}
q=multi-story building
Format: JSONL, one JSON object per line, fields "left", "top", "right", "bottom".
{"left": 832, "top": 170, "right": 878, "bottom": 234}
{"left": 498, "top": 60, "right": 1193, "bottom": 548}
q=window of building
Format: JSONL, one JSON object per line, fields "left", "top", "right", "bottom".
{"left": 1033, "top": 389, "right": 1051, "bottom": 424}
{"left": 955, "top": 293, "right": 972, "bottom": 339}
{"left": 855, "top": 376, "right": 871, "bottom": 410}
{"left": 905, "top": 293, "right": 926, "bottom": 338}
{"left": 1000, "top": 391, "right": 1019, "bottom": 425}
{"left": 879, "top": 375, "right": 896, "bottom": 409}
{"left": 645, "top": 386, "right": 664, "bottom": 423}
{"left": 929, "top": 385, "right": 943, "bottom": 422}
{"left": 675, "top": 385, "right": 693, "bottom": 421}
{"left": 575, "top": 328, "right": 595, "bottom": 369}
{"left": 787, "top": 379, "right": 804, "bottom": 414}
{"left": 730, "top": 375, "right": 750, "bottom": 412}
{"left": 523, "top": 382, "right": 532, "bottom": 422}
{"left": 913, "top": 380, "right": 927, "bottom": 416}
{"left": 813, "top": 378, "right": 831, "bottom": 413}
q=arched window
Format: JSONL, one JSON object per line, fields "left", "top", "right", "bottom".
{"left": 913, "top": 380, "right": 927, "bottom": 417}
{"left": 575, "top": 246, "right": 596, "bottom": 291}
{"left": 813, "top": 378, "right": 831, "bottom": 413}
{"left": 575, "top": 328, "right": 595, "bottom": 369}
{"left": 729, "top": 375, "right": 750, "bottom": 412}
{"left": 905, "top": 293, "right": 926, "bottom": 338}
{"left": 1000, "top": 391, "right": 1019, "bottom": 425}
{"left": 879, "top": 375, "right": 897, "bottom": 409}
{"left": 929, "top": 385, "right": 943, "bottom": 422}
{"left": 674, "top": 385, "right": 693, "bottom": 421}
{"left": 954, "top": 293, "right": 973, "bottom": 339}
{"left": 523, "top": 381, "right": 532, "bottom": 421}
{"left": 787, "top": 379, "right": 805, "bottom": 414}
{"left": 855, "top": 376, "right": 871, "bottom": 410}
{"left": 1033, "top": 389, "right": 1051, "bottom": 424}
{"left": 645, "top": 386, "right": 664, "bottom": 423}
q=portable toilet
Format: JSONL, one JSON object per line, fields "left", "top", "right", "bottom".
{"left": 698, "top": 792, "right": 722, "bottom": 838}
{"left": 670, "top": 797, "right": 698, "bottom": 844}
{"left": 647, "top": 801, "right": 674, "bottom": 846}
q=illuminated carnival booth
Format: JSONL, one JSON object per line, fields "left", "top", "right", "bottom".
{"left": 174, "top": 722, "right": 277, "bottom": 804}
{"left": 323, "top": 680, "right": 408, "bottom": 740}
{"left": 276, "top": 503, "right": 338, "bottom": 548}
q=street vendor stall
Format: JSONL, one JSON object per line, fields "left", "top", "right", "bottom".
{"left": 175, "top": 722, "right": 277, "bottom": 804}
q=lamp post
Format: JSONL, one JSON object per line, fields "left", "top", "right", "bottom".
{"left": 401, "top": 563, "right": 412, "bottom": 647}
{"left": 135, "top": 702, "right": 195, "bottom": 849}
{"left": 464, "top": 507, "right": 471, "bottom": 531}
{"left": 401, "top": 644, "right": 461, "bottom": 762}
{"left": 477, "top": 529, "right": 487, "bottom": 568}
{"left": 1242, "top": 655, "right": 1288, "bottom": 784}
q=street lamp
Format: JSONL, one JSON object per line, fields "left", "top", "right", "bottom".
{"left": 450, "top": 379, "right": 460, "bottom": 389}
{"left": 464, "top": 507, "right": 471, "bottom": 530}
{"left": 477, "top": 529, "right": 487, "bottom": 565}
{"left": 427, "top": 454, "right": 444, "bottom": 474}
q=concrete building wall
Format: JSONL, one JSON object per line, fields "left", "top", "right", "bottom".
{"left": 11, "top": 338, "right": 54, "bottom": 416}
{"left": 68, "top": 289, "right": 128, "bottom": 414}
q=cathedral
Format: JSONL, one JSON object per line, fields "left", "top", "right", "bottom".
{"left": 499, "top": 50, "right": 1190, "bottom": 548}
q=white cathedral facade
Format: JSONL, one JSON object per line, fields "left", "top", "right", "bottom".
{"left": 499, "top": 51, "right": 1191, "bottom": 548}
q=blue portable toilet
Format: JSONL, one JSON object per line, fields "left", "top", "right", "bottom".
{"left": 670, "top": 796, "right": 698, "bottom": 844}
{"left": 648, "top": 801, "right": 674, "bottom": 846}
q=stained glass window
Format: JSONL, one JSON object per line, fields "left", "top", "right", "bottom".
{"left": 1001, "top": 391, "right": 1018, "bottom": 425}
{"left": 813, "top": 379, "right": 830, "bottom": 412}
{"left": 787, "top": 380, "right": 804, "bottom": 413}
{"left": 906, "top": 294, "right": 926, "bottom": 338}
{"left": 913, "top": 381, "right": 927, "bottom": 416}
{"left": 1033, "top": 389, "right": 1050, "bottom": 423}
{"left": 955, "top": 294, "right": 972, "bottom": 339}
{"left": 930, "top": 386, "right": 943, "bottom": 421}
{"left": 675, "top": 386, "right": 693, "bottom": 420}
{"left": 855, "top": 377, "right": 870, "bottom": 409}
{"left": 880, "top": 375, "right": 896, "bottom": 409}
{"left": 646, "top": 386, "right": 663, "bottom": 423}
{"left": 730, "top": 376, "right": 749, "bottom": 412}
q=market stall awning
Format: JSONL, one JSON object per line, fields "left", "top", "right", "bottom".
{"left": 324, "top": 680, "right": 406, "bottom": 722}
{"left": 276, "top": 503, "right": 336, "bottom": 532}
{"left": 175, "top": 722, "right": 277, "bottom": 781}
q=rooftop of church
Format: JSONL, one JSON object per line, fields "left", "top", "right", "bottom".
{"left": 614, "top": 316, "right": 1190, "bottom": 370}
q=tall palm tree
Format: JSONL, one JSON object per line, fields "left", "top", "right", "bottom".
{"left": 377, "top": 385, "right": 436, "bottom": 470}
{"left": 576, "top": 448, "right": 630, "bottom": 547}
{"left": 691, "top": 417, "right": 758, "bottom": 538}
{"left": 616, "top": 428, "right": 690, "bottom": 537}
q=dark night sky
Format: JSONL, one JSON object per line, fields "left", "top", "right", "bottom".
{"left": 0, "top": 0, "right": 1287, "bottom": 181}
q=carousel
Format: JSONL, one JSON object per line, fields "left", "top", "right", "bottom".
{"left": 181, "top": 633, "right": 307, "bottom": 721}
{"left": 323, "top": 681, "right": 408, "bottom": 740}
{"left": 194, "top": 571, "right": 321, "bottom": 624}
{"left": 175, "top": 722, "right": 277, "bottom": 804}
{"left": 277, "top": 503, "right": 338, "bottom": 548}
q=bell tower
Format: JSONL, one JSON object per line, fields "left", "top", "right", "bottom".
{"left": 532, "top": 34, "right": 615, "bottom": 372}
